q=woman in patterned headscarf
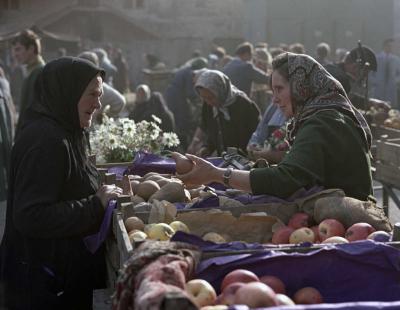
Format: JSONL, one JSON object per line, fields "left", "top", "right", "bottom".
{"left": 194, "top": 69, "right": 260, "bottom": 156}
{"left": 178, "top": 53, "right": 374, "bottom": 201}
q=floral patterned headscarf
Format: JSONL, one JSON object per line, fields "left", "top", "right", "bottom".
{"left": 280, "top": 53, "right": 372, "bottom": 149}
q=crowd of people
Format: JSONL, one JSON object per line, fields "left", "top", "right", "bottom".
{"left": 0, "top": 28, "right": 399, "bottom": 308}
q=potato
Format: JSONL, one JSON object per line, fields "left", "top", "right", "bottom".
{"left": 136, "top": 180, "right": 160, "bottom": 200}
{"left": 170, "top": 152, "right": 194, "bottom": 174}
{"left": 143, "top": 172, "right": 159, "bottom": 180}
{"left": 148, "top": 181, "right": 187, "bottom": 203}
{"left": 131, "top": 195, "right": 145, "bottom": 205}
{"left": 124, "top": 216, "right": 145, "bottom": 233}
{"left": 130, "top": 180, "right": 141, "bottom": 195}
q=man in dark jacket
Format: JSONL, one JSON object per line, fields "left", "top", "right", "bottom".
{"left": 11, "top": 29, "right": 45, "bottom": 135}
{"left": 222, "top": 42, "right": 269, "bottom": 97}
{"left": 325, "top": 45, "right": 389, "bottom": 111}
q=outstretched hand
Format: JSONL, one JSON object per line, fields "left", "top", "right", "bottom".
{"left": 176, "top": 154, "right": 221, "bottom": 186}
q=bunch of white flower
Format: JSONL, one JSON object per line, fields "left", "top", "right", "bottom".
{"left": 90, "top": 115, "right": 180, "bottom": 163}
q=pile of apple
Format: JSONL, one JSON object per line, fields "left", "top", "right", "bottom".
{"left": 185, "top": 269, "right": 323, "bottom": 309}
{"left": 272, "top": 212, "right": 392, "bottom": 245}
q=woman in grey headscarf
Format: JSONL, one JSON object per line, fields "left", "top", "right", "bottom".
{"left": 179, "top": 53, "right": 374, "bottom": 202}
{"left": 194, "top": 69, "right": 260, "bottom": 156}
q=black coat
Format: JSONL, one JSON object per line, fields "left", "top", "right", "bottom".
{"left": 0, "top": 57, "right": 106, "bottom": 310}
{"left": 200, "top": 94, "right": 260, "bottom": 155}
{"left": 130, "top": 92, "right": 175, "bottom": 132}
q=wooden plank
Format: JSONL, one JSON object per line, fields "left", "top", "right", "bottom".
{"left": 105, "top": 253, "right": 119, "bottom": 290}
{"left": 372, "top": 125, "right": 400, "bottom": 140}
{"left": 113, "top": 210, "right": 134, "bottom": 265}
{"left": 377, "top": 139, "right": 400, "bottom": 166}
{"left": 105, "top": 237, "right": 120, "bottom": 271}
{"left": 375, "top": 163, "right": 400, "bottom": 187}
{"left": 104, "top": 173, "right": 117, "bottom": 185}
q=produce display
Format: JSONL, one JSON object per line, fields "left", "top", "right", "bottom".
{"left": 104, "top": 151, "right": 399, "bottom": 310}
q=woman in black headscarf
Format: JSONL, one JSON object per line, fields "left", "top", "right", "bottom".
{"left": 0, "top": 57, "right": 122, "bottom": 309}
{"left": 178, "top": 53, "right": 374, "bottom": 201}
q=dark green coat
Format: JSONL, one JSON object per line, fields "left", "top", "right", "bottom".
{"left": 250, "top": 109, "right": 373, "bottom": 201}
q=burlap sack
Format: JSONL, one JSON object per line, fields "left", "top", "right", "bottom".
{"left": 297, "top": 188, "right": 345, "bottom": 217}
{"left": 254, "top": 189, "right": 345, "bottom": 225}
{"left": 314, "top": 196, "right": 392, "bottom": 232}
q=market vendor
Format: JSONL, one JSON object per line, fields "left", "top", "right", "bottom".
{"left": 0, "top": 57, "right": 122, "bottom": 309}
{"left": 195, "top": 69, "right": 260, "bottom": 156}
{"left": 178, "top": 53, "right": 373, "bottom": 201}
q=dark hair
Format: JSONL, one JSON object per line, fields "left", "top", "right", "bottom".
{"left": 11, "top": 30, "right": 41, "bottom": 54}
{"left": 235, "top": 42, "right": 253, "bottom": 56}
{"left": 271, "top": 52, "right": 289, "bottom": 83}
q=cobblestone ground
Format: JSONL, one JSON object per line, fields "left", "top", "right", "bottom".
{"left": 1, "top": 182, "right": 400, "bottom": 309}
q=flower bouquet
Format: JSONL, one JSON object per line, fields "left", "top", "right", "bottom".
{"left": 90, "top": 115, "right": 180, "bottom": 164}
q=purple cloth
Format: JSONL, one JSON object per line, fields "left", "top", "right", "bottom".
{"left": 83, "top": 199, "right": 117, "bottom": 254}
{"left": 108, "top": 166, "right": 129, "bottom": 180}
{"left": 228, "top": 301, "right": 400, "bottom": 310}
{"left": 193, "top": 240, "right": 400, "bottom": 303}
{"left": 125, "top": 151, "right": 223, "bottom": 176}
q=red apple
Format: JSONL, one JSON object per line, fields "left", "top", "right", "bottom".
{"left": 318, "top": 219, "right": 346, "bottom": 241}
{"left": 272, "top": 226, "right": 294, "bottom": 244}
{"left": 288, "top": 212, "right": 311, "bottom": 229}
{"left": 220, "top": 269, "right": 259, "bottom": 292}
{"left": 367, "top": 231, "right": 391, "bottom": 242}
{"left": 234, "top": 282, "right": 278, "bottom": 308}
{"left": 345, "top": 223, "right": 376, "bottom": 242}
{"left": 276, "top": 294, "right": 295, "bottom": 306}
{"left": 217, "top": 282, "right": 245, "bottom": 305}
{"left": 289, "top": 227, "right": 315, "bottom": 244}
{"left": 293, "top": 287, "right": 323, "bottom": 304}
{"left": 185, "top": 279, "right": 217, "bottom": 308}
{"left": 322, "top": 236, "right": 349, "bottom": 244}
{"left": 259, "top": 275, "right": 286, "bottom": 294}
{"left": 310, "top": 225, "right": 321, "bottom": 243}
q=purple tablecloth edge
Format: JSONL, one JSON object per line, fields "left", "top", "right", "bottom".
{"left": 83, "top": 199, "right": 117, "bottom": 254}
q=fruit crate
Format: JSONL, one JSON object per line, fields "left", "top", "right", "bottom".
{"left": 374, "top": 137, "right": 400, "bottom": 213}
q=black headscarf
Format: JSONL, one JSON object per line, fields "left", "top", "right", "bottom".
{"left": 32, "top": 56, "right": 105, "bottom": 132}
{"left": 30, "top": 57, "right": 105, "bottom": 168}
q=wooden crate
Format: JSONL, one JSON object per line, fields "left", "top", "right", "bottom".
{"left": 371, "top": 124, "right": 400, "bottom": 140}
{"left": 375, "top": 138, "right": 400, "bottom": 187}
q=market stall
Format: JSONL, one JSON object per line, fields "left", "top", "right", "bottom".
{"left": 92, "top": 151, "right": 399, "bottom": 309}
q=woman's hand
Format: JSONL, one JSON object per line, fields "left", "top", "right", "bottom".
{"left": 176, "top": 154, "right": 222, "bottom": 186}
{"left": 96, "top": 184, "right": 123, "bottom": 209}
